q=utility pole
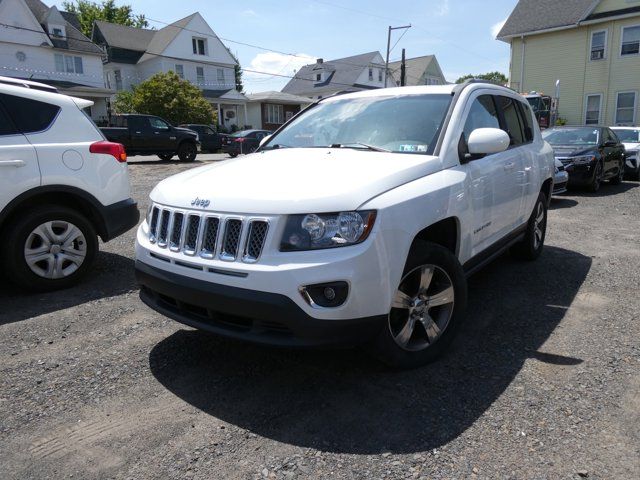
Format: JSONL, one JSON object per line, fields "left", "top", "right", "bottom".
{"left": 400, "top": 48, "right": 406, "bottom": 86}
{"left": 384, "top": 24, "right": 411, "bottom": 87}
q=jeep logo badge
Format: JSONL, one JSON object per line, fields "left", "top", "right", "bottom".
{"left": 191, "top": 197, "right": 210, "bottom": 208}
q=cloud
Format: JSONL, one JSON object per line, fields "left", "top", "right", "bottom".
{"left": 491, "top": 18, "right": 507, "bottom": 38}
{"left": 242, "top": 9, "right": 257, "bottom": 17}
{"left": 246, "top": 52, "right": 316, "bottom": 79}
{"left": 436, "top": 0, "right": 450, "bottom": 16}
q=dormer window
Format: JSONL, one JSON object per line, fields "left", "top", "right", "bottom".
{"left": 192, "top": 37, "right": 207, "bottom": 55}
{"left": 316, "top": 73, "right": 322, "bottom": 81}
{"left": 49, "top": 24, "right": 66, "bottom": 38}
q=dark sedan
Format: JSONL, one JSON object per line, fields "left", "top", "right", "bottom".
{"left": 222, "top": 129, "right": 272, "bottom": 157}
{"left": 542, "top": 126, "right": 625, "bottom": 192}
{"left": 179, "top": 124, "right": 229, "bottom": 153}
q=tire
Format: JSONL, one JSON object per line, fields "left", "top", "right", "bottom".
{"left": 228, "top": 152, "right": 238, "bottom": 158}
{"left": 158, "top": 154, "right": 173, "bottom": 161}
{"left": 1, "top": 205, "right": 98, "bottom": 291}
{"left": 609, "top": 161, "right": 624, "bottom": 185}
{"left": 370, "top": 241, "right": 467, "bottom": 369}
{"left": 588, "top": 161, "right": 603, "bottom": 192}
{"left": 177, "top": 142, "right": 197, "bottom": 162}
{"left": 510, "top": 191, "right": 547, "bottom": 261}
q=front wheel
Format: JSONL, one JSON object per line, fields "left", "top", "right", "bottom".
{"left": 1, "top": 205, "right": 98, "bottom": 291}
{"left": 228, "top": 152, "right": 238, "bottom": 158}
{"left": 158, "top": 154, "right": 173, "bottom": 161}
{"left": 609, "top": 161, "right": 624, "bottom": 185}
{"left": 588, "top": 162, "right": 603, "bottom": 192}
{"left": 370, "top": 241, "right": 467, "bottom": 369}
{"left": 510, "top": 191, "right": 547, "bottom": 261}
{"left": 177, "top": 142, "right": 197, "bottom": 162}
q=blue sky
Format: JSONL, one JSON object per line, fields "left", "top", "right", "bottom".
{"left": 68, "top": 0, "right": 519, "bottom": 92}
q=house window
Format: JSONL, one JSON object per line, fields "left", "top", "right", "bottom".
{"left": 316, "top": 73, "right": 322, "bottom": 81}
{"left": 196, "top": 67, "right": 205, "bottom": 85}
{"left": 590, "top": 30, "right": 607, "bottom": 60}
{"left": 615, "top": 92, "right": 637, "bottom": 125}
{"left": 52, "top": 27, "right": 63, "bottom": 37}
{"left": 368, "top": 68, "right": 373, "bottom": 81}
{"left": 585, "top": 94, "right": 602, "bottom": 125}
{"left": 192, "top": 37, "right": 207, "bottom": 55}
{"left": 378, "top": 69, "right": 383, "bottom": 82}
{"left": 175, "top": 64, "right": 184, "bottom": 79}
{"left": 114, "top": 70, "right": 122, "bottom": 91}
{"left": 621, "top": 25, "right": 640, "bottom": 56}
{"left": 54, "top": 54, "right": 83, "bottom": 74}
{"left": 217, "top": 68, "right": 225, "bottom": 85}
{"left": 265, "top": 104, "right": 284, "bottom": 124}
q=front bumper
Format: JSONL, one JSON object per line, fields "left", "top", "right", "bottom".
{"left": 136, "top": 260, "right": 385, "bottom": 347}
{"left": 563, "top": 162, "right": 596, "bottom": 186}
{"left": 553, "top": 171, "right": 569, "bottom": 194}
{"left": 100, "top": 198, "right": 140, "bottom": 241}
{"left": 625, "top": 154, "right": 638, "bottom": 173}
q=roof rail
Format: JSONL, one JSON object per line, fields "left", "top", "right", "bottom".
{"left": 0, "top": 76, "right": 58, "bottom": 93}
{"left": 452, "top": 78, "right": 506, "bottom": 95}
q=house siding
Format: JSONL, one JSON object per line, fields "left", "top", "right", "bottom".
{"left": 508, "top": 12, "right": 640, "bottom": 125}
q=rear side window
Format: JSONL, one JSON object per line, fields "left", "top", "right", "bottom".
{"left": 496, "top": 96, "right": 525, "bottom": 146}
{"left": 517, "top": 101, "right": 534, "bottom": 142}
{"left": 0, "top": 93, "right": 60, "bottom": 134}
{"left": 128, "top": 116, "right": 149, "bottom": 130}
{"left": 0, "top": 104, "right": 18, "bottom": 136}
{"left": 463, "top": 95, "right": 500, "bottom": 139}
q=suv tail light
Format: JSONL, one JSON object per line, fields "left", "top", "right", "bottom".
{"left": 234, "top": 138, "right": 245, "bottom": 143}
{"left": 90, "top": 141, "right": 127, "bottom": 162}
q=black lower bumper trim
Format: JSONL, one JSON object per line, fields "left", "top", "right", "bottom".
{"left": 101, "top": 198, "right": 140, "bottom": 241}
{"left": 135, "top": 260, "right": 385, "bottom": 347}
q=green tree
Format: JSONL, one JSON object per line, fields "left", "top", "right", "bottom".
{"left": 113, "top": 88, "right": 135, "bottom": 114}
{"left": 123, "top": 71, "right": 215, "bottom": 124}
{"left": 455, "top": 71, "right": 508, "bottom": 85}
{"left": 230, "top": 52, "right": 244, "bottom": 93}
{"left": 62, "top": 0, "right": 148, "bottom": 38}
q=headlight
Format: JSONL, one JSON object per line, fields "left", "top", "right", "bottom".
{"left": 280, "top": 211, "right": 376, "bottom": 251}
{"left": 568, "top": 155, "right": 596, "bottom": 165}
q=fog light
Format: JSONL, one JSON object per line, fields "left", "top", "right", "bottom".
{"left": 301, "top": 282, "right": 348, "bottom": 308}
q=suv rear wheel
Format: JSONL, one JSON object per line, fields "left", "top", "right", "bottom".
{"left": 370, "top": 241, "right": 467, "bottom": 369}
{"left": 178, "top": 142, "right": 197, "bottom": 162}
{"left": 510, "top": 191, "right": 547, "bottom": 261}
{"left": 1, "top": 205, "right": 98, "bottom": 291}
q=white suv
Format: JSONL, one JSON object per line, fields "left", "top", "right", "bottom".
{"left": 135, "top": 81, "right": 555, "bottom": 368}
{"left": 0, "top": 77, "right": 139, "bottom": 291}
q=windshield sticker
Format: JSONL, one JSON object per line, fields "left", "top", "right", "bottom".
{"left": 399, "top": 144, "right": 428, "bottom": 152}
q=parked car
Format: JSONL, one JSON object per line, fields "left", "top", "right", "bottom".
{"left": 542, "top": 126, "right": 625, "bottom": 192}
{"left": 0, "top": 77, "right": 139, "bottom": 291}
{"left": 553, "top": 158, "right": 569, "bottom": 195}
{"left": 221, "top": 129, "right": 272, "bottom": 157}
{"left": 179, "top": 124, "right": 229, "bottom": 153}
{"left": 135, "top": 82, "right": 555, "bottom": 369}
{"left": 101, "top": 114, "right": 199, "bottom": 162}
{"left": 610, "top": 126, "right": 640, "bottom": 180}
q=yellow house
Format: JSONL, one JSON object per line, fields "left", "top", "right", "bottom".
{"left": 498, "top": 0, "right": 640, "bottom": 126}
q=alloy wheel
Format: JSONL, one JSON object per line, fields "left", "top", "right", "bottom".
{"left": 593, "top": 163, "right": 603, "bottom": 191}
{"left": 24, "top": 220, "right": 87, "bottom": 279}
{"left": 533, "top": 201, "right": 546, "bottom": 250}
{"left": 389, "top": 264, "right": 455, "bottom": 351}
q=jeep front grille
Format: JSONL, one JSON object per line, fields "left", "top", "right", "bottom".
{"left": 148, "top": 205, "right": 269, "bottom": 263}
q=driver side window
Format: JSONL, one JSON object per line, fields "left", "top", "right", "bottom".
{"left": 463, "top": 95, "right": 500, "bottom": 140}
{"left": 150, "top": 118, "right": 170, "bottom": 130}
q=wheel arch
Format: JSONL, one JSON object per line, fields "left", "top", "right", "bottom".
{"left": 0, "top": 186, "right": 109, "bottom": 241}
{"left": 411, "top": 217, "right": 460, "bottom": 257}
{"left": 541, "top": 177, "right": 553, "bottom": 206}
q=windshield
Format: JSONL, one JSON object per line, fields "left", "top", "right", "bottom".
{"left": 263, "top": 94, "right": 452, "bottom": 155}
{"left": 543, "top": 127, "right": 600, "bottom": 146}
{"left": 612, "top": 129, "right": 640, "bottom": 143}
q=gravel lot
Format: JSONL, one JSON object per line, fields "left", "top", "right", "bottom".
{"left": 1, "top": 154, "right": 638, "bottom": 479}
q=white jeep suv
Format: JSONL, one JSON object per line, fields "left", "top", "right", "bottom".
{"left": 0, "top": 77, "right": 139, "bottom": 291}
{"left": 135, "top": 81, "right": 555, "bottom": 368}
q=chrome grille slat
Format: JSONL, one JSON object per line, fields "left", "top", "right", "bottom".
{"left": 147, "top": 205, "right": 269, "bottom": 263}
{"left": 221, "top": 219, "right": 243, "bottom": 261}
{"left": 244, "top": 221, "right": 268, "bottom": 262}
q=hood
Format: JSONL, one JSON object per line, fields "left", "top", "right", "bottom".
{"left": 174, "top": 127, "right": 197, "bottom": 137}
{"left": 151, "top": 148, "right": 442, "bottom": 214}
{"left": 550, "top": 145, "right": 596, "bottom": 158}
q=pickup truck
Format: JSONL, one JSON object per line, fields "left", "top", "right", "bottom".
{"left": 135, "top": 81, "right": 555, "bottom": 368}
{"left": 101, "top": 114, "right": 199, "bottom": 162}
{"left": 178, "top": 124, "right": 229, "bottom": 153}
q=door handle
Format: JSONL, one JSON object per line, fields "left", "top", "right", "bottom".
{"left": 0, "top": 159, "right": 26, "bottom": 167}
{"left": 503, "top": 162, "right": 515, "bottom": 170}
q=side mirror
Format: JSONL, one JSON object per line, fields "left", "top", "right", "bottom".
{"left": 259, "top": 134, "right": 272, "bottom": 148}
{"left": 603, "top": 140, "right": 617, "bottom": 147}
{"left": 467, "top": 128, "right": 510, "bottom": 155}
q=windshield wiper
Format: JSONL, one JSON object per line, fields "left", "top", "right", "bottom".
{"left": 330, "top": 142, "right": 390, "bottom": 153}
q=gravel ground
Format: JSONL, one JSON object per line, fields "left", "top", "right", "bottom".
{"left": 1, "top": 155, "right": 638, "bottom": 479}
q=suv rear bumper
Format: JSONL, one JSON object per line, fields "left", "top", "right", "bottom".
{"left": 101, "top": 198, "right": 140, "bottom": 241}
{"left": 135, "top": 260, "right": 385, "bottom": 347}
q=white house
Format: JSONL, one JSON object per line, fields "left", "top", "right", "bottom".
{"left": 388, "top": 55, "right": 447, "bottom": 87}
{"left": 0, "top": 0, "right": 113, "bottom": 122}
{"left": 245, "top": 91, "right": 312, "bottom": 130}
{"left": 281, "top": 52, "right": 389, "bottom": 100}
{"left": 92, "top": 13, "right": 248, "bottom": 128}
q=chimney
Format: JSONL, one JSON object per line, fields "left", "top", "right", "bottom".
{"left": 316, "top": 58, "right": 324, "bottom": 64}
